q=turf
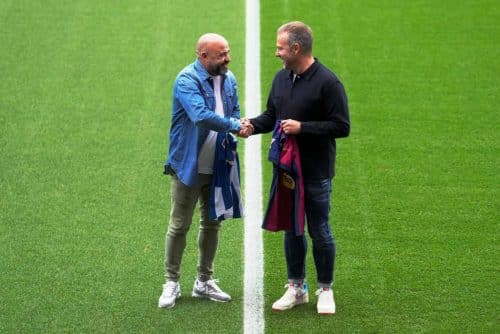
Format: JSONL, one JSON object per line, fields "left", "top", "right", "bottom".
{"left": 0, "top": 1, "right": 245, "bottom": 333}
{"left": 1, "top": 0, "right": 498, "bottom": 333}
{"left": 261, "top": 1, "right": 499, "bottom": 333}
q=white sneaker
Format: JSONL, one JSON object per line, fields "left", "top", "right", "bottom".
{"left": 158, "top": 281, "right": 181, "bottom": 308}
{"left": 272, "top": 283, "right": 309, "bottom": 311}
{"left": 192, "top": 279, "right": 231, "bottom": 302}
{"left": 316, "top": 288, "right": 336, "bottom": 314}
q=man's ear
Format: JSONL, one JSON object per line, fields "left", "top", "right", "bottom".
{"left": 197, "top": 49, "right": 208, "bottom": 59}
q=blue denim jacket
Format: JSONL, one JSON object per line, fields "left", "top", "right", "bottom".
{"left": 164, "top": 59, "right": 241, "bottom": 187}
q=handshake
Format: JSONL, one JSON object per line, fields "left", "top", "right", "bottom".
{"left": 237, "top": 118, "right": 254, "bottom": 138}
{"left": 233, "top": 118, "right": 300, "bottom": 138}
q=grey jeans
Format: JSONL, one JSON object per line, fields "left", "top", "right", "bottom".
{"left": 164, "top": 174, "right": 221, "bottom": 282}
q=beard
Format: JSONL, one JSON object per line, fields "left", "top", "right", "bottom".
{"left": 280, "top": 57, "right": 293, "bottom": 70}
{"left": 207, "top": 62, "right": 229, "bottom": 76}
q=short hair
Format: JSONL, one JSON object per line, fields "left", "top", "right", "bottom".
{"left": 277, "top": 21, "right": 313, "bottom": 54}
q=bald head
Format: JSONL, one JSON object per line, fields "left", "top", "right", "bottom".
{"left": 195, "top": 33, "right": 231, "bottom": 75}
{"left": 196, "top": 33, "right": 228, "bottom": 55}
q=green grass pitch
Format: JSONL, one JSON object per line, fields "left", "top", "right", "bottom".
{"left": 1, "top": 0, "right": 498, "bottom": 333}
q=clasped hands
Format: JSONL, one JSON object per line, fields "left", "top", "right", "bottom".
{"left": 237, "top": 118, "right": 301, "bottom": 138}
{"left": 237, "top": 118, "right": 254, "bottom": 138}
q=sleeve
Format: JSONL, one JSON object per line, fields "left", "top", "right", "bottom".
{"left": 300, "top": 79, "right": 350, "bottom": 138}
{"left": 227, "top": 73, "right": 241, "bottom": 120}
{"left": 175, "top": 73, "right": 241, "bottom": 132}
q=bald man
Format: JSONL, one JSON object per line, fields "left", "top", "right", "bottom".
{"left": 159, "top": 33, "right": 244, "bottom": 308}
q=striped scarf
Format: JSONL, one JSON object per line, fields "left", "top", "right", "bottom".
{"left": 209, "top": 132, "right": 243, "bottom": 221}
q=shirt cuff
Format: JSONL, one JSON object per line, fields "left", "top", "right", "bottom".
{"left": 229, "top": 117, "right": 241, "bottom": 132}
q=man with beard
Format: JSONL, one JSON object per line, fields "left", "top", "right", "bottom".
{"left": 242, "top": 21, "right": 350, "bottom": 314}
{"left": 159, "top": 33, "right": 246, "bottom": 309}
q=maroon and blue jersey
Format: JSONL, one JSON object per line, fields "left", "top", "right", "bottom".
{"left": 262, "top": 121, "right": 305, "bottom": 236}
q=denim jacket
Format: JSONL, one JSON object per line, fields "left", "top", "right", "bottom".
{"left": 164, "top": 59, "right": 242, "bottom": 187}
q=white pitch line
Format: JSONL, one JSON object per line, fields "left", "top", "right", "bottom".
{"left": 244, "top": 0, "right": 264, "bottom": 333}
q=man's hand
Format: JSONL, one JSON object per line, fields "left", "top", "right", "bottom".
{"left": 237, "top": 118, "right": 254, "bottom": 138}
{"left": 281, "top": 119, "right": 301, "bottom": 134}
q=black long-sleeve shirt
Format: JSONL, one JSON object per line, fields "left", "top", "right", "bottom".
{"left": 250, "top": 59, "right": 350, "bottom": 180}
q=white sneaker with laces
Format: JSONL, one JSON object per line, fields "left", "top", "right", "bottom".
{"left": 158, "top": 281, "right": 181, "bottom": 308}
{"left": 316, "top": 288, "right": 336, "bottom": 314}
{"left": 272, "top": 283, "right": 309, "bottom": 311}
{"left": 192, "top": 279, "right": 231, "bottom": 302}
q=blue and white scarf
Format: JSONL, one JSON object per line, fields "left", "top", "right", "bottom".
{"left": 209, "top": 132, "right": 243, "bottom": 221}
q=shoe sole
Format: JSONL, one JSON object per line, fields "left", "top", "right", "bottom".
{"left": 158, "top": 292, "right": 181, "bottom": 308}
{"left": 158, "top": 302, "right": 175, "bottom": 309}
{"left": 271, "top": 298, "right": 309, "bottom": 312}
{"left": 317, "top": 305, "right": 336, "bottom": 315}
{"left": 192, "top": 290, "right": 231, "bottom": 302}
{"left": 272, "top": 294, "right": 309, "bottom": 312}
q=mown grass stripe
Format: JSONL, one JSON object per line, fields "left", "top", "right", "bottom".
{"left": 244, "top": 0, "right": 264, "bottom": 333}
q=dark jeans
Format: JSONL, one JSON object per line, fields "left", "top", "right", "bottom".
{"left": 284, "top": 178, "right": 335, "bottom": 285}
